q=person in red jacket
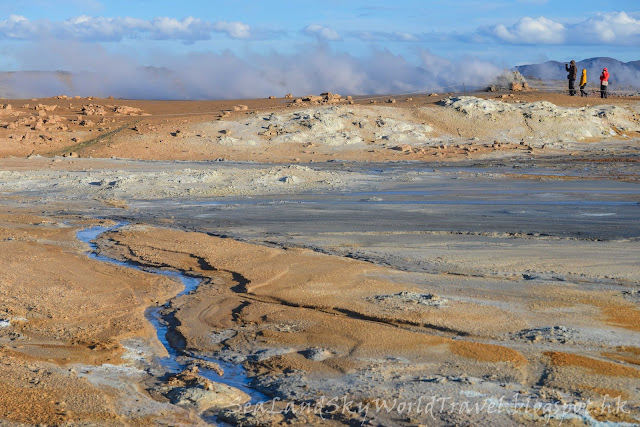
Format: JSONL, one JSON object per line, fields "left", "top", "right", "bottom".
{"left": 600, "top": 68, "right": 610, "bottom": 99}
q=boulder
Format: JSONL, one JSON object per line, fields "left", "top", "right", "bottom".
{"left": 114, "top": 105, "right": 145, "bottom": 115}
{"left": 32, "top": 119, "right": 46, "bottom": 131}
{"left": 392, "top": 144, "right": 413, "bottom": 152}
{"left": 302, "top": 95, "right": 323, "bottom": 102}
{"left": 165, "top": 366, "right": 249, "bottom": 412}
{"left": 81, "top": 105, "right": 107, "bottom": 115}
{"left": 168, "top": 383, "right": 250, "bottom": 412}
{"left": 259, "top": 124, "right": 284, "bottom": 137}
{"left": 35, "top": 104, "right": 57, "bottom": 112}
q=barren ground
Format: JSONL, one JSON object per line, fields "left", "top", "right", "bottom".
{"left": 0, "top": 90, "right": 639, "bottom": 426}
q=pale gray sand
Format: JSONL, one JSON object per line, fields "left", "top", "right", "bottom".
{"left": 1, "top": 97, "right": 639, "bottom": 425}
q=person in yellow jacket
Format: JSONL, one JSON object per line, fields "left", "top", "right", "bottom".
{"left": 579, "top": 69, "right": 588, "bottom": 97}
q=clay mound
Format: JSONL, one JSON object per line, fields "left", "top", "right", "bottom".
{"left": 438, "top": 96, "right": 640, "bottom": 143}
{"left": 193, "top": 105, "right": 434, "bottom": 148}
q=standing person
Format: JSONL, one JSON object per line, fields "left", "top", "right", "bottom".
{"left": 565, "top": 60, "right": 577, "bottom": 96}
{"left": 600, "top": 67, "right": 609, "bottom": 99}
{"left": 579, "top": 69, "right": 588, "bottom": 97}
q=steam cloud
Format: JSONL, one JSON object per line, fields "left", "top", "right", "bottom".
{"left": 0, "top": 41, "right": 503, "bottom": 100}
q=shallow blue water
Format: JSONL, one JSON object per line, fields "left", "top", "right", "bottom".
{"left": 76, "top": 224, "right": 266, "bottom": 404}
{"left": 183, "top": 198, "right": 638, "bottom": 206}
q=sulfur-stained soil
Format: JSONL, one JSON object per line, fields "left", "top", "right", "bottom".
{"left": 0, "top": 90, "right": 639, "bottom": 425}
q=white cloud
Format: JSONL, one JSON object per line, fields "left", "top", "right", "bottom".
{"left": 0, "top": 15, "right": 38, "bottom": 39}
{"left": 212, "top": 21, "right": 251, "bottom": 39}
{"left": 578, "top": 12, "right": 640, "bottom": 44}
{"left": 355, "top": 31, "right": 423, "bottom": 42}
{"left": 0, "top": 15, "right": 251, "bottom": 42}
{"left": 490, "top": 16, "right": 566, "bottom": 44}
{"left": 304, "top": 24, "right": 341, "bottom": 41}
{"left": 486, "top": 12, "right": 640, "bottom": 45}
{"left": 357, "top": 31, "right": 378, "bottom": 41}
{"left": 392, "top": 32, "right": 418, "bottom": 42}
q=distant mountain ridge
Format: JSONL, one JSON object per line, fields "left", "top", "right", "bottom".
{"left": 514, "top": 57, "right": 640, "bottom": 87}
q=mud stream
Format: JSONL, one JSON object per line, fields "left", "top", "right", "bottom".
{"left": 76, "top": 224, "right": 266, "bottom": 417}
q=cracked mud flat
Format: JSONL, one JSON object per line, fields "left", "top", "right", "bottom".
{"left": 0, "top": 93, "right": 639, "bottom": 425}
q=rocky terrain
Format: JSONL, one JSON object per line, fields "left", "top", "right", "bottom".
{"left": 0, "top": 91, "right": 638, "bottom": 162}
{"left": 0, "top": 91, "right": 639, "bottom": 425}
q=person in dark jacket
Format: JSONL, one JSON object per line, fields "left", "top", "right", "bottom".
{"left": 565, "top": 60, "right": 577, "bottom": 96}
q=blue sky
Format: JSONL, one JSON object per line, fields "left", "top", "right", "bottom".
{"left": 0, "top": 0, "right": 638, "bottom": 98}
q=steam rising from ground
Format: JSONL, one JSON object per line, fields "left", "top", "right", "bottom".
{"left": 0, "top": 41, "right": 501, "bottom": 99}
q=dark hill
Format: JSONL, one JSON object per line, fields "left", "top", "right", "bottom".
{"left": 514, "top": 57, "right": 640, "bottom": 87}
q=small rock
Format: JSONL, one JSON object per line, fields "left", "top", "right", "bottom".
{"left": 168, "top": 383, "right": 250, "bottom": 412}
{"left": 392, "top": 144, "right": 413, "bottom": 152}
{"left": 279, "top": 175, "right": 300, "bottom": 184}
{"left": 300, "top": 348, "right": 333, "bottom": 362}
